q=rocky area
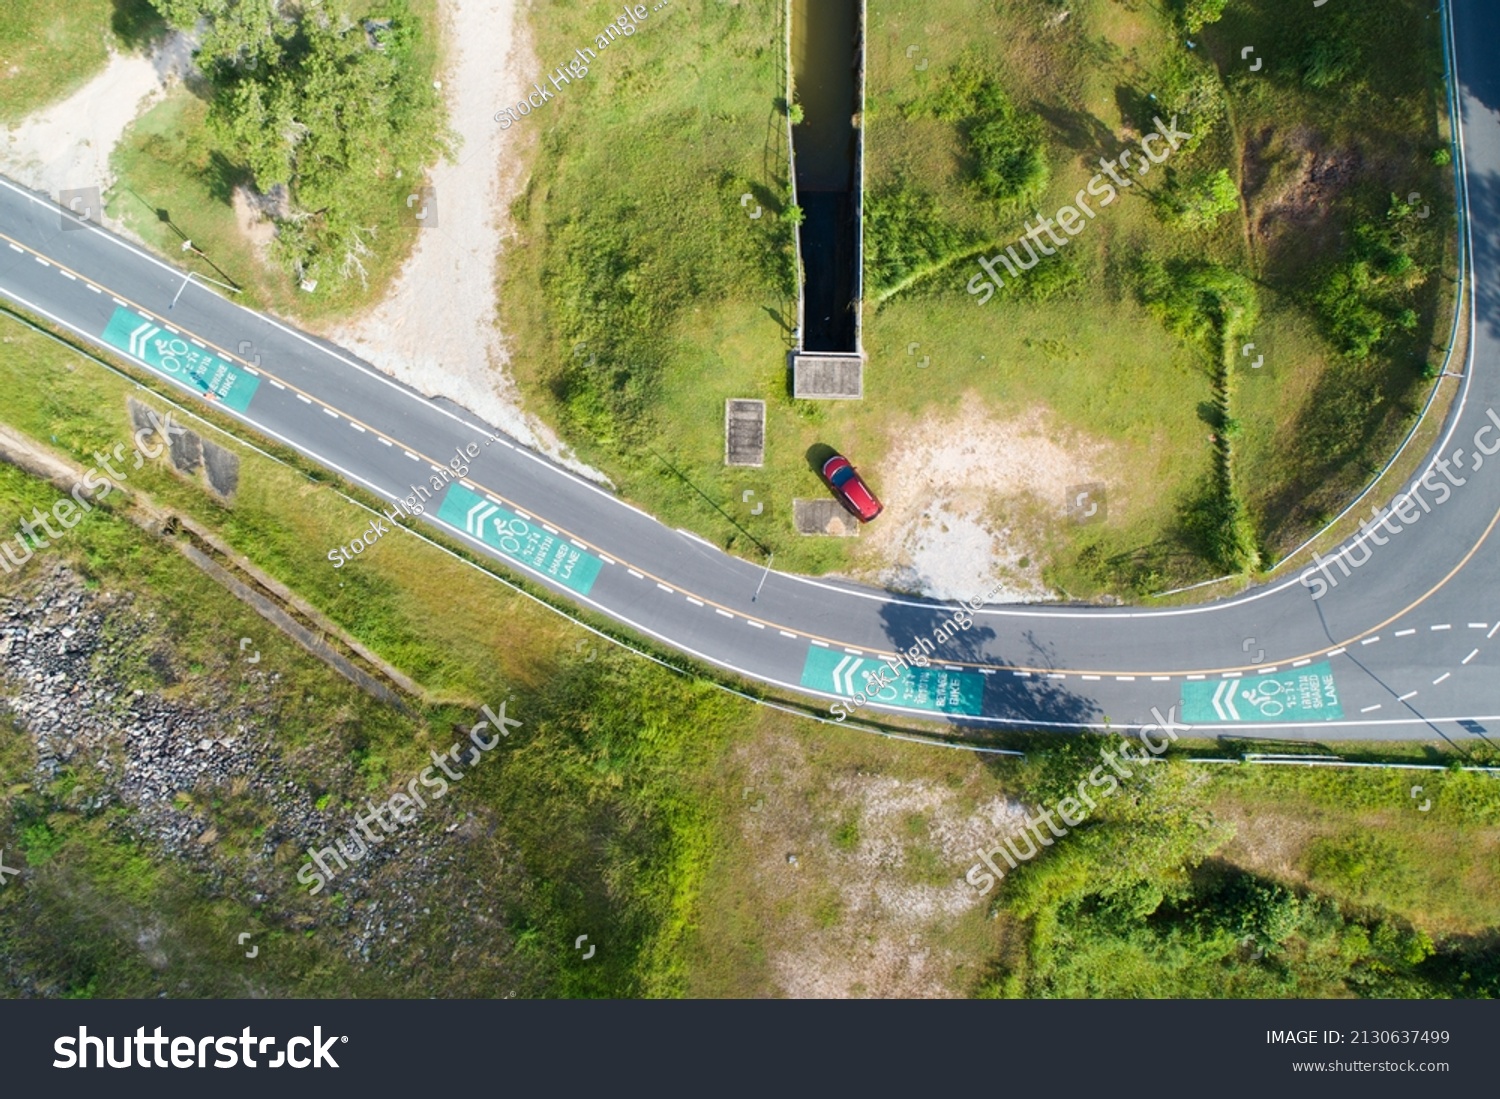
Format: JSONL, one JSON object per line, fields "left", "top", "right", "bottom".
{"left": 0, "top": 561, "right": 508, "bottom": 977}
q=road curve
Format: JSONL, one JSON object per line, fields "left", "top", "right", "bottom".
{"left": 0, "top": 0, "right": 1496, "bottom": 743}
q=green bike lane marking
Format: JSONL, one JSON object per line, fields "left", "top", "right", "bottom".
{"left": 102, "top": 306, "right": 260, "bottom": 413}
{"left": 799, "top": 646, "right": 986, "bottom": 716}
{"left": 1182, "top": 662, "right": 1343, "bottom": 723}
{"left": 436, "top": 483, "right": 602, "bottom": 596}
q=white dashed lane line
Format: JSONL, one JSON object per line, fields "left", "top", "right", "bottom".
{"left": 1434, "top": 672, "right": 1451, "bottom": 685}
{"left": 779, "top": 630, "right": 796, "bottom": 639}
{"left": 377, "top": 436, "right": 391, "bottom": 446}
{"left": 1361, "top": 636, "right": 1380, "bottom": 645}
{"left": 1396, "top": 628, "right": 1416, "bottom": 637}
{"left": 1292, "top": 659, "right": 1311, "bottom": 667}
{"left": 1464, "top": 649, "right": 1479, "bottom": 664}
{"left": 297, "top": 394, "right": 312, "bottom": 404}
{"left": 351, "top": 423, "right": 366, "bottom": 433}
{"left": 1398, "top": 690, "right": 1419, "bottom": 701}
{"left": 715, "top": 609, "right": 734, "bottom": 619}
{"left": 1361, "top": 704, "right": 1382, "bottom": 713}
{"left": 323, "top": 408, "right": 338, "bottom": 419}
{"left": 627, "top": 569, "right": 644, "bottom": 579}
{"left": 686, "top": 597, "right": 704, "bottom": 607}
{"left": 655, "top": 583, "right": 672, "bottom": 593}
{"left": 1431, "top": 624, "right": 1451, "bottom": 631}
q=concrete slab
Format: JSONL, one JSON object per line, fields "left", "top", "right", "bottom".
{"left": 725, "top": 399, "right": 766, "bottom": 466}
{"left": 794, "top": 497, "right": 859, "bottom": 537}
{"left": 792, "top": 351, "right": 863, "bottom": 399}
{"left": 200, "top": 438, "right": 240, "bottom": 499}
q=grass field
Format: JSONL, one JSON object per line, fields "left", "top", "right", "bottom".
{"left": 0, "top": 313, "right": 1495, "bottom": 998}
{"left": 503, "top": 0, "right": 1455, "bottom": 598}
{"left": 0, "top": 1, "right": 162, "bottom": 121}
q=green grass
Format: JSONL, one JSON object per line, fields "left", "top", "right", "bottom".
{"left": 0, "top": 319, "right": 744, "bottom": 996}
{"left": 1, "top": 328, "right": 1495, "bottom": 997}
{"left": 0, "top": 1, "right": 164, "bottom": 121}
{"left": 501, "top": 0, "right": 1454, "bottom": 598}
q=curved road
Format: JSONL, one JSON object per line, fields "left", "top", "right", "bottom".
{"left": 0, "top": 1, "right": 1496, "bottom": 743}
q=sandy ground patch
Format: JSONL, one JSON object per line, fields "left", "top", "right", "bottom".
{"left": 729, "top": 733, "right": 1022, "bottom": 999}
{"left": 0, "top": 34, "right": 191, "bottom": 204}
{"left": 231, "top": 186, "right": 276, "bottom": 259}
{"left": 328, "top": 0, "right": 597, "bottom": 477}
{"left": 852, "top": 400, "right": 1118, "bottom": 601}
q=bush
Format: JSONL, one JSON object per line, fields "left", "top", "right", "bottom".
{"left": 1300, "top": 25, "right": 1362, "bottom": 90}
{"left": 1145, "top": 51, "right": 1224, "bottom": 153}
{"left": 1176, "top": 0, "right": 1228, "bottom": 34}
{"left": 911, "top": 68, "right": 1048, "bottom": 204}
{"left": 1135, "top": 258, "right": 1259, "bottom": 348}
{"left": 153, "top": 0, "right": 449, "bottom": 288}
{"left": 1312, "top": 195, "right": 1431, "bottom": 359}
{"left": 862, "top": 184, "right": 971, "bottom": 297}
{"left": 1157, "top": 168, "right": 1240, "bottom": 230}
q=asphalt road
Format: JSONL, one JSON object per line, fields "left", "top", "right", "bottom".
{"left": 0, "top": 1, "right": 1496, "bottom": 745}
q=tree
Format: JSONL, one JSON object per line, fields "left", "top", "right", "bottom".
{"left": 150, "top": 0, "right": 449, "bottom": 287}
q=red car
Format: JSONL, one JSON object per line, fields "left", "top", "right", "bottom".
{"left": 822, "top": 454, "right": 883, "bottom": 522}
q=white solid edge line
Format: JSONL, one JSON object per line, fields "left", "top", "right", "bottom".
{"left": 9, "top": 280, "right": 1492, "bottom": 732}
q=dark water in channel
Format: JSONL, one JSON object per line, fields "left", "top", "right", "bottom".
{"left": 791, "top": 0, "right": 861, "bottom": 353}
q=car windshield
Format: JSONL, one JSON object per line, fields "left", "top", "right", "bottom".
{"left": 830, "top": 465, "right": 855, "bottom": 486}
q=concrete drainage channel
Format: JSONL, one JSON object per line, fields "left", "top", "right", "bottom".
{"left": 0, "top": 412, "right": 425, "bottom": 709}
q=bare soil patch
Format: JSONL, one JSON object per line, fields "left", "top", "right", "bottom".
{"left": 850, "top": 399, "right": 1119, "bottom": 600}
{"left": 1242, "top": 126, "right": 1361, "bottom": 259}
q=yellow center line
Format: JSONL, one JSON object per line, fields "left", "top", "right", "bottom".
{"left": 6, "top": 229, "right": 1493, "bottom": 684}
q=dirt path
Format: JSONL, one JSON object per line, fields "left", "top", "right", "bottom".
{"left": 329, "top": 0, "right": 598, "bottom": 478}
{"left": 0, "top": 35, "right": 189, "bottom": 205}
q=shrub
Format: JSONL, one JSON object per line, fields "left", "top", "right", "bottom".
{"left": 1135, "top": 258, "right": 1259, "bottom": 348}
{"left": 1312, "top": 196, "right": 1431, "bottom": 359}
{"left": 1176, "top": 0, "right": 1228, "bottom": 34}
{"left": 1157, "top": 168, "right": 1240, "bottom": 230}
{"left": 1300, "top": 30, "right": 1362, "bottom": 90}
{"left": 862, "top": 184, "right": 970, "bottom": 296}
{"left": 911, "top": 68, "right": 1048, "bottom": 204}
